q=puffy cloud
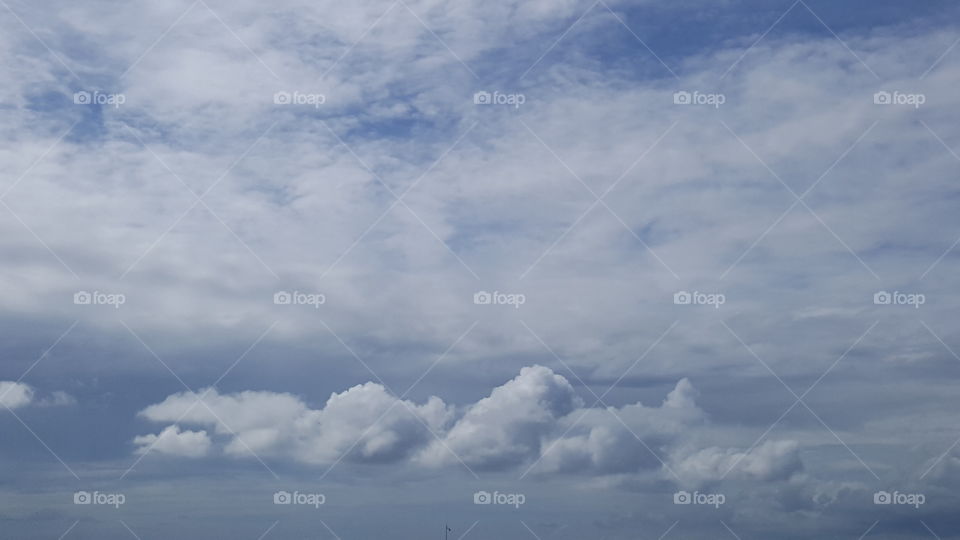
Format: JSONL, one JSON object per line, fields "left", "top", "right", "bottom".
{"left": 671, "top": 439, "right": 804, "bottom": 485}
{"left": 138, "top": 382, "right": 453, "bottom": 464}
{"left": 418, "top": 365, "right": 583, "bottom": 470}
{"left": 136, "top": 366, "right": 723, "bottom": 480}
{"left": 0, "top": 383, "right": 75, "bottom": 410}
{"left": 133, "top": 425, "right": 212, "bottom": 458}
{"left": 0, "top": 381, "right": 34, "bottom": 409}
{"left": 533, "top": 378, "right": 704, "bottom": 475}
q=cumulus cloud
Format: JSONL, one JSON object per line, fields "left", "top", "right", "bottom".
{"left": 534, "top": 378, "right": 704, "bottom": 475}
{"left": 0, "top": 382, "right": 74, "bottom": 410}
{"left": 133, "top": 425, "right": 212, "bottom": 458}
{"left": 136, "top": 365, "right": 728, "bottom": 480}
{"left": 0, "top": 381, "right": 34, "bottom": 409}
{"left": 418, "top": 365, "right": 583, "bottom": 470}
{"left": 139, "top": 382, "right": 453, "bottom": 464}
{"left": 672, "top": 439, "right": 804, "bottom": 485}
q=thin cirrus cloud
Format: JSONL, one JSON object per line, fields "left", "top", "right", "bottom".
{"left": 1, "top": 0, "right": 959, "bottom": 538}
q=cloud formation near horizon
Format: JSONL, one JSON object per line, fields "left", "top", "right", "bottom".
{"left": 134, "top": 365, "right": 803, "bottom": 485}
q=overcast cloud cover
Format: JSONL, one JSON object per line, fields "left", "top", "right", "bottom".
{"left": 1, "top": 0, "right": 960, "bottom": 538}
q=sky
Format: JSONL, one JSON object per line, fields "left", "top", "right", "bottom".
{"left": 1, "top": 0, "right": 960, "bottom": 538}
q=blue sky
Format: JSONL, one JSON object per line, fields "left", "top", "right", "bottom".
{"left": 2, "top": 0, "right": 960, "bottom": 538}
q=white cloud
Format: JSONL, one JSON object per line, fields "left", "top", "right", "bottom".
{"left": 134, "top": 424, "right": 212, "bottom": 458}
{"left": 672, "top": 439, "right": 804, "bottom": 485}
{"left": 0, "top": 381, "right": 34, "bottom": 409}
{"left": 533, "top": 378, "right": 704, "bottom": 475}
{"left": 137, "top": 366, "right": 724, "bottom": 480}
{"left": 139, "top": 382, "right": 453, "bottom": 464}
{"left": 418, "top": 365, "right": 583, "bottom": 469}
